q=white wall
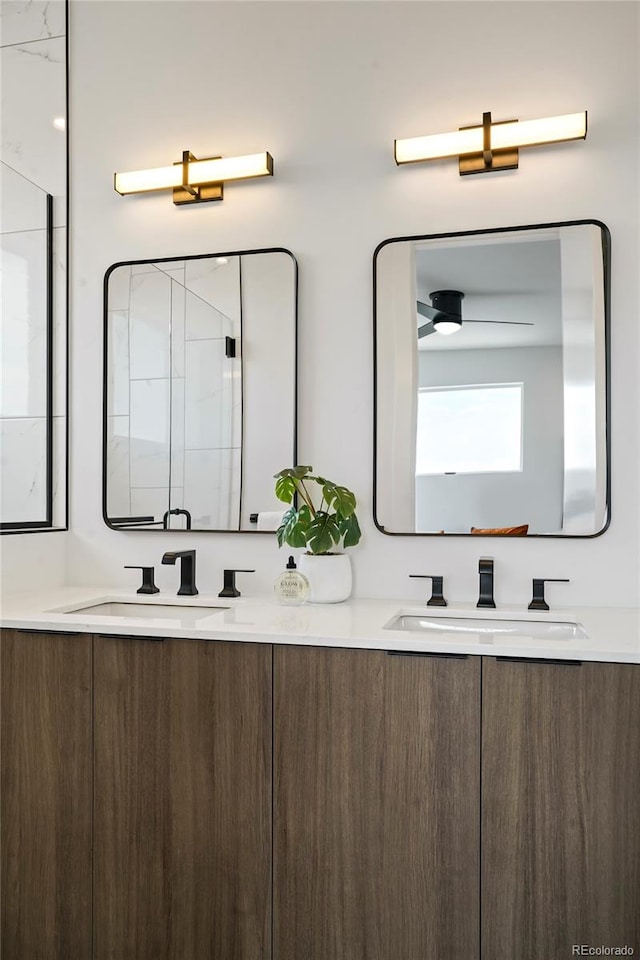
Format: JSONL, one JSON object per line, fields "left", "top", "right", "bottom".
{"left": 66, "top": 1, "right": 639, "bottom": 607}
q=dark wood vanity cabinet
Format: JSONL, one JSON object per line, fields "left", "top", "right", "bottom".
{"left": 1, "top": 629, "right": 92, "bottom": 959}
{"left": 273, "top": 646, "right": 481, "bottom": 960}
{"left": 93, "top": 635, "right": 272, "bottom": 960}
{"left": 482, "top": 657, "right": 640, "bottom": 959}
{"left": 2, "top": 628, "right": 639, "bottom": 960}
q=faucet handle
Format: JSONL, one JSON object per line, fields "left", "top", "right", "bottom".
{"left": 124, "top": 565, "right": 160, "bottom": 595}
{"left": 528, "top": 578, "right": 570, "bottom": 611}
{"left": 409, "top": 574, "right": 448, "bottom": 607}
{"left": 218, "top": 569, "right": 256, "bottom": 599}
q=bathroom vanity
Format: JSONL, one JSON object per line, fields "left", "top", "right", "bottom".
{"left": 1, "top": 592, "right": 639, "bottom": 960}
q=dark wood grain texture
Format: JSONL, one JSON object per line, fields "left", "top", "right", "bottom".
{"left": 93, "top": 636, "right": 272, "bottom": 960}
{"left": 274, "top": 646, "right": 480, "bottom": 960}
{"left": 482, "top": 657, "right": 640, "bottom": 959}
{"left": 1, "top": 629, "right": 92, "bottom": 959}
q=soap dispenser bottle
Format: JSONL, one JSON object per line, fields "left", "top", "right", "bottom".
{"left": 274, "top": 556, "right": 310, "bottom": 606}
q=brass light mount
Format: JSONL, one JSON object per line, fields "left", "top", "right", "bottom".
{"left": 173, "top": 150, "right": 224, "bottom": 205}
{"left": 459, "top": 112, "right": 519, "bottom": 176}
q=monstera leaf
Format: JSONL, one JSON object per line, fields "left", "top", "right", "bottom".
{"left": 273, "top": 466, "right": 361, "bottom": 554}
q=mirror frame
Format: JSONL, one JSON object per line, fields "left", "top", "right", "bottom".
{"left": 373, "top": 219, "right": 611, "bottom": 538}
{"left": 0, "top": 0, "right": 69, "bottom": 535}
{"left": 102, "top": 247, "right": 298, "bottom": 533}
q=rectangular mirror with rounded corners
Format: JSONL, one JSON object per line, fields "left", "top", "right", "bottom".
{"left": 374, "top": 221, "right": 610, "bottom": 537}
{"left": 103, "top": 248, "right": 297, "bottom": 532}
{"left": 1, "top": 0, "right": 68, "bottom": 532}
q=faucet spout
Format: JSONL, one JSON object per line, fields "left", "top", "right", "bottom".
{"left": 161, "top": 549, "right": 198, "bottom": 596}
{"left": 477, "top": 557, "right": 496, "bottom": 609}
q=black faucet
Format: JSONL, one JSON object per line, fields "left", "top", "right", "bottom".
{"left": 477, "top": 557, "right": 496, "bottom": 609}
{"left": 161, "top": 549, "right": 198, "bottom": 596}
{"left": 162, "top": 508, "right": 192, "bottom": 530}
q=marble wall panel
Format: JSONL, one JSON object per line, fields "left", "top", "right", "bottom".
{"left": 0, "top": 417, "right": 47, "bottom": 523}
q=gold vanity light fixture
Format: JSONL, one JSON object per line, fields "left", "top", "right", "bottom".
{"left": 394, "top": 111, "right": 587, "bottom": 176}
{"left": 114, "top": 150, "right": 274, "bottom": 205}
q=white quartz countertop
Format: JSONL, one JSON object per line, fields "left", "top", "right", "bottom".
{"left": 1, "top": 585, "right": 639, "bottom": 663}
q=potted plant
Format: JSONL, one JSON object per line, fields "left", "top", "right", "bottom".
{"left": 274, "top": 465, "right": 361, "bottom": 603}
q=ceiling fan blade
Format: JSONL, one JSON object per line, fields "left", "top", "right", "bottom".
{"left": 417, "top": 300, "right": 438, "bottom": 320}
{"left": 464, "top": 319, "right": 534, "bottom": 326}
{"left": 418, "top": 321, "right": 436, "bottom": 339}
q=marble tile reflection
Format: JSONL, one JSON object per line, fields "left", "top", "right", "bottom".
{"left": 107, "top": 310, "right": 130, "bottom": 416}
{"left": 170, "top": 278, "right": 186, "bottom": 378}
{"left": 1, "top": 37, "right": 66, "bottom": 198}
{"left": 0, "top": 229, "right": 48, "bottom": 418}
{"left": 184, "top": 339, "right": 233, "bottom": 450}
{"left": 106, "top": 415, "right": 130, "bottom": 519}
{"left": 130, "top": 379, "right": 170, "bottom": 488}
{"left": 185, "top": 256, "right": 241, "bottom": 336}
{"left": 0, "top": 1, "right": 66, "bottom": 46}
{"left": 51, "top": 413, "right": 66, "bottom": 526}
{"left": 184, "top": 448, "right": 241, "bottom": 530}
{"left": 0, "top": 417, "right": 47, "bottom": 523}
{"left": 170, "top": 377, "right": 185, "bottom": 491}
{"left": 0, "top": 162, "right": 47, "bottom": 233}
{"left": 130, "top": 487, "right": 170, "bottom": 524}
{"left": 108, "top": 264, "right": 131, "bottom": 312}
{"left": 185, "top": 290, "right": 228, "bottom": 342}
{"left": 129, "top": 270, "right": 171, "bottom": 380}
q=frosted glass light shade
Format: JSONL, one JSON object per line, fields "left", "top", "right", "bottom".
{"left": 395, "top": 112, "right": 587, "bottom": 165}
{"left": 114, "top": 152, "right": 274, "bottom": 197}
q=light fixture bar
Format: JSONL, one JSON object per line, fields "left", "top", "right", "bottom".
{"left": 114, "top": 150, "right": 274, "bottom": 203}
{"left": 394, "top": 111, "right": 587, "bottom": 175}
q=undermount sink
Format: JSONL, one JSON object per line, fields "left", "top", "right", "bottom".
{"left": 61, "top": 601, "right": 228, "bottom": 622}
{"left": 386, "top": 614, "right": 588, "bottom": 641}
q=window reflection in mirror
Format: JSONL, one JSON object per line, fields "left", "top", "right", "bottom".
{"left": 374, "top": 222, "right": 610, "bottom": 537}
{"left": 104, "top": 249, "right": 297, "bottom": 532}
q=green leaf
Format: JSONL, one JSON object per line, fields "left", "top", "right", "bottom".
{"left": 307, "top": 511, "right": 341, "bottom": 554}
{"left": 292, "top": 464, "right": 313, "bottom": 479}
{"left": 275, "top": 475, "right": 297, "bottom": 504}
{"left": 277, "top": 505, "right": 311, "bottom": 549}
{"left": 326, "top": 484, "right": 356, "bottom": 518}
{"left": 339, "top": 512, "right": 361, "bottom": 548}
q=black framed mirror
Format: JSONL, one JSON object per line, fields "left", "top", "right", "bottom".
{"left": 103, "top": 248, "right": 297, "bottom": 532}
{"left": 0, "top": 0, "right": 69, "bottom": 532}
{"left": 374, "top": 220, "right": 610, "bottom": 537}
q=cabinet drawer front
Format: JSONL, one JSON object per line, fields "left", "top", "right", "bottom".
{"left": 274, "top": 645, "right": 480, "bottom": 960}
{"left": 93, "top": 635, "right": 272, "bottom": 960}
{"left": 482, "top": 657, "right": 640, "bottom": 959}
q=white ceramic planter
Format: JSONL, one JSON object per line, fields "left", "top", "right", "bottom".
{"left": 298, "top": 553, "right": 352, "bottom": 604}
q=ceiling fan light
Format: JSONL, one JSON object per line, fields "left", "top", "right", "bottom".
{"left": 434, "top": 318, "right": 462, "bottom": 336}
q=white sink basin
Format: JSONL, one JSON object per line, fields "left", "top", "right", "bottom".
{"left": 61, "top": 601, "right": 228, "bottom": 622}
{"left": 386, "top": 614, "right": 588, "bottom": 641}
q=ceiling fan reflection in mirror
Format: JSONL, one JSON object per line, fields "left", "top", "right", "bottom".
{"left": 417, "top": 289, "right": 534, "bottom": 337}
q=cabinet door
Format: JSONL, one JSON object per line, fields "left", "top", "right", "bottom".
{"left": 1, "top": 629, "right": 92, "bottom": 959}
{"left": 274, "top": 646, "right": 480, "bottom": 960}
{"left": 94, "top": 635, "right": 272, "bottom": 960}
{"left": 482, "top": 657, "right": 640, "bottom": 959}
